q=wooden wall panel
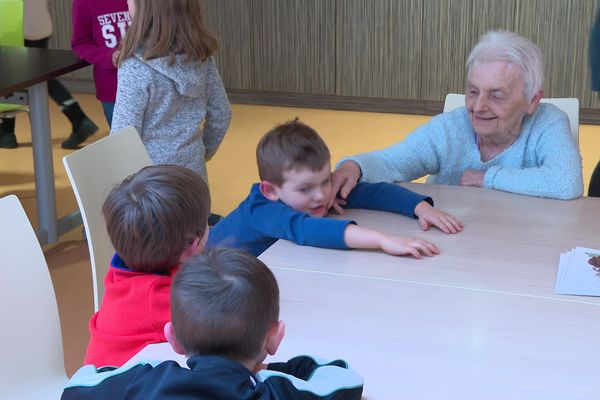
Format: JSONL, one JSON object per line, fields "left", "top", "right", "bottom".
{"left": 420, "top": 0, "right": 516, "bottom": 101}
{"left": 514, "top": 0, "right": 599, "bottom": 108}
{"left": 239, "top": 0, "right": 336, "bottom": 94}
{"left": 48, "top": 0, "right": 70, "bottom": 50}
{"left": 203, "top": 0, "right": 244, "bottom": 89}
{"left": 335, "top": 0, "right": 423, "bottom": 98}
{"left": 49, "top": 0, "right": 93, "bottom": 82}
{"left": 38, "top": 0, "right": 600, "bottom": 119}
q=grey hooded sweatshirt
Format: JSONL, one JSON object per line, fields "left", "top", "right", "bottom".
{"left": 111, "top": 54, "right": 231, "bottom": 182}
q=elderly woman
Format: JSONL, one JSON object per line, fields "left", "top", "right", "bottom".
{"left": 331, "top": 31, "right": 583, "bottom": 206}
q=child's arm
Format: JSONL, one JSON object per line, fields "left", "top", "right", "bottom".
{"left": 71, "top": 0, "right": 116, "bottom": 69}
{"left": 203, "top": 58, "right": 232, "bottom": 160}
{"left": 344, "top": 224, "right": 439, "bottom": 258}
{"left": 250, "top": 196, "right": 354, "bottom": 250}
{"left": 258, "top": 356, "right": 363, "bottom": 400}
{"left": 245, "top": 190, "right": 437, "bottom": 257}
{"left": 414, "top": 200, "right": 463, "bottom": 233}
{"left": 343, "top": 182, "right": 464, "bottom": 233}
{"left": 344, "top": 182, "right": 430, "bottom": 215}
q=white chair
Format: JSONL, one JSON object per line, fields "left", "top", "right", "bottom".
{"left": 0, "top": 195, "right": 68, "bottom": 399}
{"left": 63, "top": 127, "right": 152, "bottom": 311}
{"left": 443, "top": 93, "right": 579, "bottom": 144}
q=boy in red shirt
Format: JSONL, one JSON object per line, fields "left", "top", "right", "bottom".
{"left": 84, "top": 164, "right": 210, "bottom": 367}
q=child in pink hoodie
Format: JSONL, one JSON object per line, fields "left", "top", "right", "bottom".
{"left": 71, "top": 0, "right": 130, "bottom": 127}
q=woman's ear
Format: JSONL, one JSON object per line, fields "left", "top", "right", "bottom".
{"left": 526, "top": 89, "right": 544, "bottom": 114}
{"left": 259, "top": 181, "right": 281, "bottom": 201}
{"left": 164, "top": 322, "right": 186, "bottom": 355}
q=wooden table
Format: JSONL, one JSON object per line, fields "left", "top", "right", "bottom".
{"left": 0, "top": 46, "right": 88, "bottom": 245}
{"left": 259, "top": 183, "right": 600, "bottom": 400}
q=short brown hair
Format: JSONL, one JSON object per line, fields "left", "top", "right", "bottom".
{"left": 171, "top": 248, "right": 279, "bottom": 360}
{"left": 256, "top": 119, "right": 331, "bottom": 186}
{"left": 102, "top": 165, "right": 210, "bottom": 273}
{"left": 119, "top": 0, "right": 217, "bottom": 66}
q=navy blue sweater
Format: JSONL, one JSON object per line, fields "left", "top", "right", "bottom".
{"left": 62, "top": 354, "right": 363, "bottom": 400}
{"left": 208, "top": 182, "right": 432, "bottom": 256}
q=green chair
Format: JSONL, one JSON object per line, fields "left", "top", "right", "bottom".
{"left": 0, "top": 0, "right": 24, "bottom": 45}
{"left": 0, "top": 0, "right": 28, "bottom": 117}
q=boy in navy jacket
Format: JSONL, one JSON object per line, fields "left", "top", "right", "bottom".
{"left": 62, "top": 248, "right": 364, "bottom": 400}
{"left": 208, "top": 119, "right": 463, "bottom": 257}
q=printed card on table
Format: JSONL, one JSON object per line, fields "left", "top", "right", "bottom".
{"left": 555, "top": 247, "right": 600, "bottom": 296}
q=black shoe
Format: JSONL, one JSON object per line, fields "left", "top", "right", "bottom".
{"left": 61, "top": 118, "right": 98, "bottom": 149}
{"left": 208, "top": 213, "right": 223, "bottom": 227}
{"left": 0, "top": 131, "right": 17, "bottom": 149}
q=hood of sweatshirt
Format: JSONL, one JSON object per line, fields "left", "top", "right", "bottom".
{"left": 137, "top": 53, "right": 210, "bottom": 98}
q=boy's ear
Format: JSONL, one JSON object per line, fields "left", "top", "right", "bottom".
{"left": 259, "top": 181, "right": 281, "bottom": 201}
{"left": 179, "top": 236, "right": 201, "bottom": 263}
{"left": 265, "top": 321, "right": 285, "bottom": 356}
{"left": 164, "top": 322, "right": 186, "bottom": 355}
{"left": 199, "top": 224, "right": 209, "bottom": 249}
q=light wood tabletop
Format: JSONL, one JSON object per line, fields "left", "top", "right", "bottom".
{"left": 259, "top": 183, "right": 600, "bottom": 400}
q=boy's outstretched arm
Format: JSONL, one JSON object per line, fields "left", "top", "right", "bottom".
{"left": 340, "top": 182, "right": 464, "bottom": 234}
{"left": 260, "top": 355, "right": 363, "bottom": 400}
{"left": 414, "top": 201, "right": 464, "bottom": 234}
{"left": 343, "top": 225, "right": 439, "bottom": 259}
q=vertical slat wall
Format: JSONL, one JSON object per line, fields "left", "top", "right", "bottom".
{"left": 203, "top": 0, "right": 245, "bottom": 89}
{"left": 49, "top": 0, "right": 93, "bottom": 83}
{"left": 237, "top": 0, "right": 336, "bottom": 94}
{"left": 48, "top": 0, "right": 600, "bottom": 111}
{"left": 514, "top": 0, "right": 599, "bottom": 108}
{"left": 335, "top": 0, "right": 423, "bottom": 99}
{"left": 420, "top": 0, "right": 516, "bottom": 101}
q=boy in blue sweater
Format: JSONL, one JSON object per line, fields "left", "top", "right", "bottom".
{"left": 62, "top": 248, "right": 364, "bottom": 400}
{"left": 209, "top": 119, "right": 463, "bottom": 257}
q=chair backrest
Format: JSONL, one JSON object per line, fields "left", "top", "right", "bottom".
{"left": 0, "top": 0, "right": 24, "bottom": 45}
{"left": 443, "top": 93, "right": 579, "bottom": 144}
{"left": 0, "top": 195, "right": 67, "bottom": 399}
{"left": 63, "top": 127, "right": 152, "bottom": 311}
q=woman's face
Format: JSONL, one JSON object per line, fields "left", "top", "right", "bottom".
{"left": 466, "top": 60, "right": 540, "bottom": 140}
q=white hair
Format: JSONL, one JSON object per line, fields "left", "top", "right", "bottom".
{"left": 466, "top": 30, "right": 544, "bottom": 101}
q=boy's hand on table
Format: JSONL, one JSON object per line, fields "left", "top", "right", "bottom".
{"left": 380, "top": 235, "right": 440, "bottom": 259}
{"left": 327, "top": 198, "right": 347, "bottom": 215}
{"left": 414, "top": 201, "right": 464, "bottom": 234}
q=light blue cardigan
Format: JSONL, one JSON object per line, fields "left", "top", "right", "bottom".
{"left": 343, "top": 104, "right": 583, "bottom": 200}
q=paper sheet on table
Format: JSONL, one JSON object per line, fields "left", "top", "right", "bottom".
{"left": 555, "top": 247, "right": 600, "bottom": 296}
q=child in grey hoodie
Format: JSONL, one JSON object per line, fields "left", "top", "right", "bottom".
{"left": 111, "top": 0, "right": 231, "bottom": 186}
